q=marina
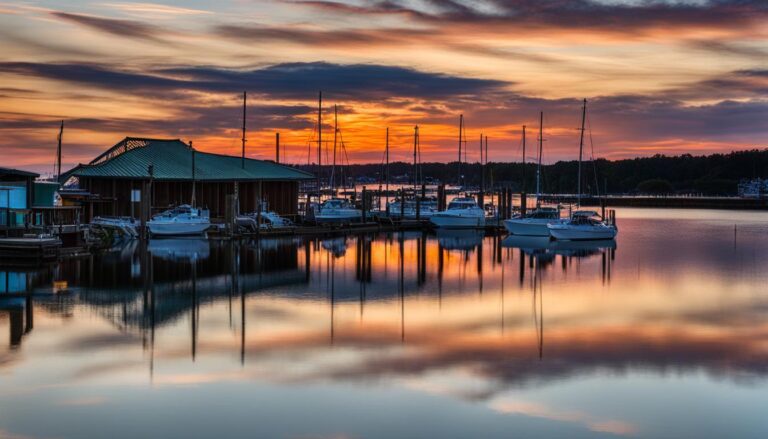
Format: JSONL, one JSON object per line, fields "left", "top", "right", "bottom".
{"left": 1, "top": 208, "right": 767, "bottom": 438}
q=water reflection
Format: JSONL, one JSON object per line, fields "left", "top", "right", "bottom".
{"left": 1, "top": 209, "right": 768, "bottom": 438}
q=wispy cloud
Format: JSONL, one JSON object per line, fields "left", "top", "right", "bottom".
{"left": 49, "top": 11, "right": 169, "bottom": 41}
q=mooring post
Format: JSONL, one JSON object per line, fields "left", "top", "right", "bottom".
{"left": 416, "top": 194, "right": 421, "bottom": 221}
{"left": 399, "top": 189, "right": 405, "bottom": 220}
{"left": 521, "top": 191, "right": 527, "bottom": 217}
{"left": 362, "top": 187, "right": 367, "bottom": 223}
{"left": 507, "top": 189, "right": 513, "bottom": 219}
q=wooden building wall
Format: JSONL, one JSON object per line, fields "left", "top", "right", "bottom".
{"left": 80, "top": 178, "right": 300, "bottom": 222}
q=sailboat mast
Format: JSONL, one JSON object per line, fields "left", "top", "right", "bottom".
{"left": 317, "top": 91, "right": 322, "bottom": 195}
{"left": 536, "top": 112, "right": 543, "bottom": 204}
{"left": 522, "top": 125, "right": 526, "bottom": 193}
{"left": 480, "top": 133, "right": 484, "bottom": 192}
{"left": 458, "top": 114, "right": 463, "bottom": 187}
{"left": 332, "top": 104, "right": 338, "bottom": 193}
{"left": 413, "top": 126, "right": 418, "bottom": 190}
{"left": 578, "top": 98, "right": 587, "bottom": 206}
{"left": 56, "top": 120, "right": 63, "bottom": 180}
{"left": 385, "top": 127, "right": 389, "bottom": 206}
{"left": 190, "top": 141, "right": 196, "bottom": 207}
{"left": 241, "top": 91, "right": 246, "bottom": 169}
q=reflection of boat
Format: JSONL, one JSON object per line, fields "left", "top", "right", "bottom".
{"left": 315, "top": 198, "right": 362, "bottom": 224}
{"left": 436, "top": 229, "right": 484, "bottom": 251}
{"left": 236, "top": 211, "right": 295, "bottom": 231}
{"left": 430, "top": 197, "right": 485, "bottom": 229}
{"left": 147, "top": 205, "right": 211, "bottom": 236}
{"left": 502, "top": 235, "right": 552, "bottom": 252}
{"left": 321, "top": 237, "right": 348, "bottom": 257}
{"left": 550, "top": 239, "right": 616, "bottom": 257}
{"left": 503, "top": 207, "right": 562, "bottom": 236}
{"left": 548, "top": 211, "right": 617, "bottom": 241}
{"left": 148, "top": 238, "right": 210, "bottom": 261}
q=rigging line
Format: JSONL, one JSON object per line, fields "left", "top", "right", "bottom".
{"left": 586, "top": 111, "right": 601, "bottom": 197}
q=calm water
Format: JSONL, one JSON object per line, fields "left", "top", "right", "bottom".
{"left": 1, "top": 208, "right": 768, "bottom": 439}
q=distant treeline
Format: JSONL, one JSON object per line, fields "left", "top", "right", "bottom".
{"left": 296, "top": 149, "right": 768, "bottom": 196}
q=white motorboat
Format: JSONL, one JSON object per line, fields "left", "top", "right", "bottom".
{"left": 430, "top": 197, "right": 486, "bottom": 229}
{"left": 503, "top": 207, "right": 563, "bottom": 236}
{"left": 147, "top": 205, "right": 211, "bottom": 236}
{"left": 547, "top": 211, "right": 617, "bottom": 241}
{"left": 314, "top": 198, "right": 362, "bottom": 224}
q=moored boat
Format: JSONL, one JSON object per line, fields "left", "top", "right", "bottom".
{"left": 314, "top": 198, "right": 362, "bottom": 224}
{"left": 430, "top": 197, "right": 485, "bottom": 229}
{"left": 547, "top": 211, "right": 617, "bottom": 241}
{"left": 147, "top": 205, "right": 211, "bottom": 236}
{"left": 503, "top": 207, "right": 562, "bottom": 236}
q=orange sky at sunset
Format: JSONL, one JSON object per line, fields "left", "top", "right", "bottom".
{"left": 1, "top": 1, "right": 767, "bottom": 175}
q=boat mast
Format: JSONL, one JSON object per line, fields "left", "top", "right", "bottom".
{"left": 458, "top": 114, "right": 463, "bottom": 187}
{"left": 241, "top": 91, "right": 246, "bottom": 169}
{"left": 522, "top": 125, "right": 526, "bottom": 193}
{"left": 413, "top": 125, "right": 418, "bottom": 191}
{"left": 190, "top": 141, "right": 196, "bottom": 208}
{"left": 578, "top": 98, "right": 587, "bottom": 207}
{"left": 385, "top": 127, "right": 389, "bottom": 207}
{"left": 56, "top": 120, "right": 63, "bottom": 180}
{"left": 331, "top": 104, "right": 338, "bottom": 194}
{"left": 480, "top": 133, "right": 484, "bottom": 193}
{"left": 317, "top": 91, "right": 322, "bottom": 198}
{"left": 536, "top": 112, "right": 543, "bottom": 206}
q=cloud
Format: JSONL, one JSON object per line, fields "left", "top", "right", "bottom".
{"left": 295, "top": 0, "right": 768, "bottom": 37}
{"left": 0, "top": 61, "right": 510, "bottom": 100}
{"left": 50, "top": 11, "right": 168, "bottom": 41}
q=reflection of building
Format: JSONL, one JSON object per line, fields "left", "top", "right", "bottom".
{"left": 60, "top": 137, "right": 314, "bottom": 221}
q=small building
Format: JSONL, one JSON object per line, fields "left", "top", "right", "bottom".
{"left": 0, "top": 167, "right": 38, "bottom": 231}
{"left": 60, "top": 137, "right": 314, "bottom": 222}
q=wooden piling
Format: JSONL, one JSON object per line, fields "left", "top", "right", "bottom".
{"left": 521, "top": 191, "right": 527, "bottom": 217}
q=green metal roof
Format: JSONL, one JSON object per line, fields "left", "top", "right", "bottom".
{"left": 61, "top": 137, "right": 314, "bottom": 182}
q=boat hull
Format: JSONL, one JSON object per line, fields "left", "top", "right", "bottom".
{"left": 147, "top": 222, "right": 211, "bottom": 236}
{"left": 314, "top": 212, "right": 362, "bottom": 224}
{"left": 503, "top": 218, "right": 558, "bottom": 236}
{"left": 547, "top": 225, "right": 617, "bottom": 241}
{"left": 430, "top": 214, "right": 485, "bottom": 229}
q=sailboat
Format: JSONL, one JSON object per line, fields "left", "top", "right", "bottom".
{"left": 387, "top": 125, "right": 438, "bottom": 219}
{"left": 504, "top": 115, "right": 564, "bottom": 236}
{"left": 315, "top": 103, "right": 362, "bottom": 224}
{"left": 548, "top": 99, "right": 617, "bottom": 241}
{"left": 430, "top": 116, "right": 485, "bottom": 228}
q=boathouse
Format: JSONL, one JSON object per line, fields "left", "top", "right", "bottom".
{"left": 60, "top": 137, "right": 314, "bottom": 222}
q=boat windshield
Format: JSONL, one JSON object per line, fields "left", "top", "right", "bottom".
{"left": 321, "top": 199, "right": 348, "bottom": 209}
{"left": 529, "top": 209, "right": 559, "bottom": 219}
{"left": 447, "top": 200, "right": 477, "bottom": 210}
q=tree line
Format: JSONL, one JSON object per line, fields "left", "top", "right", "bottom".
{"left": 296, "top": 149, "right": 768, "bottom": 195}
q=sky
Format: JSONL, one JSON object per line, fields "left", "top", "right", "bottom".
{"left": 0, "top": 0, "right": 766, "bottom": 175}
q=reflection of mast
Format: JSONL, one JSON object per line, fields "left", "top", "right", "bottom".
{"left": 532, "top": 259, "right": 544, "bottom": 360}
{"left": 191, "top": 257, "right": 198, "bottom": 361}
{"left": 399, "top": 233, "right": 405, "bottom": 343}
{"left": 477, "top": 237, "right": 483, "bottom": 295}
{"left": 437, "top": 239, "right": 444, "bottom": 309}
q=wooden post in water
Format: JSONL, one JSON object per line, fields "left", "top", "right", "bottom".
{"left": 416, "top": 194, "right": 421, "bottom": 221}
{"left": 361, "top": 187, "right": 367, "bottom": 223}
{"left": 521, "top": 191, "right": 527, "bottom": 217}
{"left": 398, "top": 189, "right": 405, "bottom": 220}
